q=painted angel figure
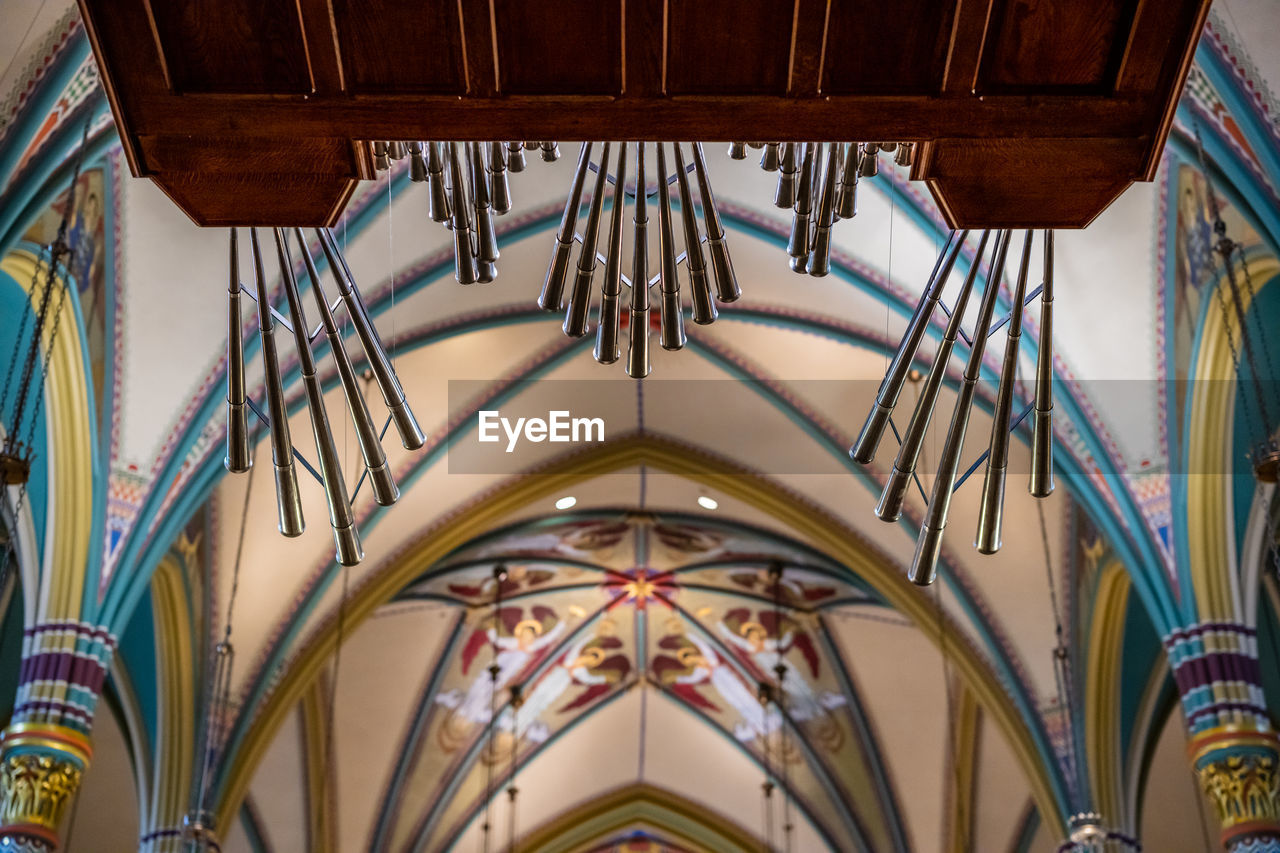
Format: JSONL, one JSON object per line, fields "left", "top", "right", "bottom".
{"left": 436, "top": 611, "right": 566, "bottom": 726}
{"left": 496, "top": 631, "right": 629, "bottom": 744}
{"left": 716, "top": 619, "right": 845, "bottom": 722}
{"left": 677, "top": 631, "right": 782, "bottom": 742}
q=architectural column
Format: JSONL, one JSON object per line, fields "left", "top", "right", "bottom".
{"left": 0, "top": 621, "right": 116, "bottom": 851}
{"left": 1167, "top": 622, "right": 1280, "bottom": 851}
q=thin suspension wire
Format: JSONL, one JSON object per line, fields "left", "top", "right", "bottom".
{"left": 193, "top": 421, "right": 260, "bottom": 833}
{"left": 1038, "top": 498, "right": 1081, "bottom": 810}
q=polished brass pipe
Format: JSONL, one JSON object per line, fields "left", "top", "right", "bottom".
{"left": 1030, "top": 230, "right": 1055, "bottom": 498}
{"left": 850, "top": 229, "right": 966, "bottom": 463}
{"left": 908, "top": 230, "right": 1012, "bottom": 586}
{"left": 788, "top": 143, "right": 816, "bottom": 273}
{"left": 489, "top": 141, "right": 511, "bottom": 215}
{"left": 447, "top": 142, "right": 478, "bottom": 284}
{"left": 506, "top": 141, "right": 526, "bottom": 173}
{"left": 293, "top": 228, "right": 398, "bottom": 507}
{"left": 565, "top": 142, "right": 612, "bottom": 338}
{"left": 275, "top": 229, "right": 363, "bottom": 565}
{"left": 858, "top": 143, "right": 878, "bottom": 178}
{"left": 372, "top": 140, "right": 390, "bottom": 171}
{"left": 627, "top": 143, "right": 651, "bottom": 379}
{"left": 540, "top": 141, "right": 561, "bottom": 162}
{"left": 595, "top": 143, "right": 628, "bottom": 365}
{"left": 408, "top": 141, "right": 428, "bottom": 182}
{"left": 469, "top": 141, "right": 498, "bottom": 282}
{"left": 426, "top": 142, "right": 450, "bottom": 224}
{"left": 728, "top": 142, "right": 747, "bottom": 160}
{"left": 674, "top": 143, "right": 715, "bottom": 324}
{"left": 877, "top": 230, "right": 992, "bottom": 522}
{"left": 387, "top": 141, "right": 406, "bottom": 160}
{"left": 691, "top": 142, "right": 740, "bottom": 304}
{"left": 775, "top": 142, "right": 797, "bottom": 209}
{"left": 835, "top": 143, "right": 859, "bottom": 220}
{"left": 760, "top": 142, "right": 781, "bottom": 172}
{"left": 225, "top": 229, "right": 252, "bottom": 474}
{"left": 975, "top": 230, "right": 1036, "bottom": 554}
{"left": 807, "top": 141, "right": 840, "bottom": 277}
{"left": 540, "top": 142, "right": 593, "bottom": 311}
{"left": 656, "top": 144, "right": 686, "bottom": 351}
{"left": 316, "top": 227, "right": 426, "bottom": 450}
{"left": 248, "top": 228, "right": 304, "bottom": 537}
{"left": 894, "top": 142, "right": 915, "bottom": 167}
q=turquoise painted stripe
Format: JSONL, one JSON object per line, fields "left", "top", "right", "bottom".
{"left": 0, "top": 29, "right": 90, "bottom": 184}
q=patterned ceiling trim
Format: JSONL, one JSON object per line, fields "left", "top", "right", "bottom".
{"left": 208, "top": 435, "right": 1072, "bottom": 839}
{"left": 1203, "top": 15, "right": 1280, "bottom": 153}
{"left": 0, "top": 8, "right": 81, "bottom": 145}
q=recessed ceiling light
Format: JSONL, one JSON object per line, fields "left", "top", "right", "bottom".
{"left": 555, "top": 496, "right": 577, "bottom": 510}
{"left": 697, "top": 495, "right": 718, "bottom": 510}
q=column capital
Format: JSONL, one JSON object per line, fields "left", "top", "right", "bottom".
{"left": 0, "top": 723, "right": 93, "bottom": 852}
{"left": 1189, "top": 724, "right": 1280, "bottom": 852}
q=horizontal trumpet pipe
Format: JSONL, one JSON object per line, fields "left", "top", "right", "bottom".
{"left": 907, "top": 229, "right": 1012, "bottom": 586}
{"left": 565, "top": 142, "right": 612, "bottom": 338}
{"left": 674, "top": 143, "right": 715, "bottom": 325}
{"left": 691, "top": 142, "right": 740, "bottom": 304}
{"left": 293, "top": 228, "right": 398, "bottom": 507}
{"left": 275, "top": 228, "right": 363, "bottom": 566}
{"left": 316, "top": 227, "right": 426, "bottom": 450}
{"left": 540, "top": 142, "right": 593, "bottom": 311}
{"left": 807, "top": 142, "right": 840, "bottom": 277}
{"left": 226, "top": 228, "right": 252, "bottom": 474}
{"left": 835, "top": 143, "right": 859, "bottom": 220}
{"left": 851, "top": 229, "right": 966, "bottom": 464}
{"left": 877, "top": 230, "right": 993, "bottom": 523}
{"left": 1030, "top": 229, "right": 1055, "bottom": 498}
{"left": 656, "top": 143, "right": 685, "bottom": 352}
{"left": 469, "top": 142, "right": 498, "bottom": 282}
{"left": 788, "top": 143, "right": 816, "bottom": 270}
{"left": 488, "top": 141, "right": 511, "bottom": 215}
{"left": 975, "top": 230, "right": 1035, "bottom": 555}
{"left": 775, "top": 142, "right": 797, "bottom": 209}
{"left": 249, "top": 228, "right": 304, "bottom": 538}
{"left": 595, "top": 143, "right": 628, "bottom": 365}
{"left": 447, "top": 142, "right": 477, "bottom": 284}
{"left": 627, "top": 142, "right": 651, "bottom": 378}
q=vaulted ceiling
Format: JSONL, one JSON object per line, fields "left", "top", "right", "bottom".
{"left": 4, "top": 3, "right": 1280, "bottom": 852}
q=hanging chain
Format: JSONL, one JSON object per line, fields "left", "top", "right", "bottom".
{"left": 506, "top": 680, "right": 522, "bottom": 853}
{"left": 481, "top": 563, "right": 507, "bottom": 853}
{"left": 1, "top": 112, "right": 94, "bottom": 638}
{"left": 769, "top": 561, "right": 793, "bottom": 853}
{"left": 1192, "top": 117, "right": 1275, "bottom": 445}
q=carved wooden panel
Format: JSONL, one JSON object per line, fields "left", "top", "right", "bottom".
{"left": 77, "top": 0, "right": 1213, "bottom": 228}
